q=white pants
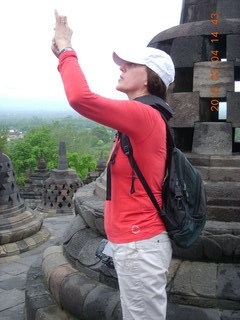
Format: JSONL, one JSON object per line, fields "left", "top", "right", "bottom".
{"left": 110, "top": 232, "right": 172, "bottom": 320}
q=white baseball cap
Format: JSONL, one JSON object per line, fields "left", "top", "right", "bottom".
{"left": 113, "top": 47, "right": 175, "bottom": 88}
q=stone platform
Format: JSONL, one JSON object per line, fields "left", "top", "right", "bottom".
{"left": 24, "top": 182, "right": 240, "bottom": 320}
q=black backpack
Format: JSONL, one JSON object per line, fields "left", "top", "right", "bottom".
{"left": 106, "top": 95, "right": 207, "bottom": 248}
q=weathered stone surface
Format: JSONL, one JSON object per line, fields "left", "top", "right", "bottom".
{"left": 221, "top": 310, "right": 240, "bottom": 320}
{"left": 209, "top": 167, "right": 240, "bottom": 182}
{"left": 217, "top": 0, "right": 240, "bottom": 19}
{"left": 172, "top": 239, "right": 204, "bottom": 260}
{"left": 193, "top": 62, "right": 234, "bottom": 98}
{"left": 167, "top": 303, "right": 221, "bottom": 320}
{"left": 180, "top": 0, "right": 217, "bottom": 24}
{"left": 35, "top": 305, "right": 69, "bottom": 320}
{"left": 0, "top": 152, "right": 44, "bottom": 253}
{"left": 62, "top": 215, "right": 87, "bottom": 244}
{"left": 77, "top": 237, "right": 102, "bottom": 267}
{"left": 192, "top": 122, "right": 232, "bottom": 154}
{"left": 171, "top": 36, "right": 206, "bottom": 67}
{"left": 171, "top": 261, "right": 195, "bottom": 296}
{"left": 227, "top": 92, "right": 240, "bottom": 127}
{"left": 149, "top": 19, "right": 240, "bottom": 45}
{"left": 190, "top": 262, "right": 217, "bottom": 297}
{"left": 167, "top": 259, "right": 182, "bottom": 287}
{"left": 217, "top": 264, "right": 240, "bottom": 301}
{"left": 49, "top": 264, "right": 77, "bottom": 305}
{"left": 168, "top": 92, "right": 200, "bottom": 127}
{"left": 25, "top": 293, "right": 55, "bottom": 320}
{"left": 59, "top": 273, "right": 97, "bottom": 317}
{"left": 202, "top": 237, "right": 223, "bottom": 261}
{"left": 42, "top": 252, "right": 69, "bottom": 285}
{"left": 227, "top": 35, "right": 240, "bottom": 65}
{"left": 36, "top": 142, "right": 83, "bottom": 216}
{"left": 57, "top": 141, "right": 68, "bottom": 170}
{"left": 63, "top": 228, "right": 99, "bottom": 265}
{"left": 83, "top": 285, "right": 121, "bottom": 320}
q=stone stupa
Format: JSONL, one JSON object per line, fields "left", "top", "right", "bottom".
{"left": 20, "top": 153, "right": 50, "bottom": 209}
{"left": 36, "top": 141, "right": 83, "bottom": 216}
{"left": 0, "top": 151, "right": 50, "bottom": 257}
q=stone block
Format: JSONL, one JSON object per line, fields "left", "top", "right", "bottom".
{"left": 42, "top": 249, "right": 69, "bottom": 285}
{"left": 168, "top": 92, "right": 200, "bottom": 127}
{"left": 212, "top": 234, "right": 240, "bottom": 257}
{"left": 181, "top": 0, "right": 217, "bottom": 23}
{"left": 192, "top": 122, "right": 232, "bottom": 155}
{"left": 59, "top": 273, "right": 97, "bottom": 318}
{"left": 77, "top": 237, "right": 102, "bottom": 267}
{"left": 49, "top": 264, "right": 77, "bottom": 306}
{"left": 25, "top": 293, "right": 55, "bottom": 320}
{"left": 193, "top": 62, "right": 234, "bottom": 98}
{"left": 202, "top": 237, "right": 223, "bottom": 261}
{"left": 190, "top": 262, "right": 217, "bottom": 298}
{"left": 83, "top": 285, "right": 120, "bottom": 320}
{"left": 35, "top": 305, "right": 68, "bottom": 320}
{"left": 226, "top": 35, "right": 240, "bottom": 65}
{"left": 227, "top": 92, "right": 240, "bottom": 127}
{"left": 209, "top": 167, "right": 240, "bottom": 182}
{"left": 217, "top": 0, "right": 240, "bottom": 19}
{"left": 221, "top": 310, "right": 240, "bottom": 320}
{"left": 217, "top": 264, "right": 240, "bottom": 301}
{"left": 172, "top": 239, "right": 204, "bottom": 260}
{"left": 171, "top": 261, "right": 195, "bottom": 296}
{"left": 167, "top": 302, "right": 221, "bottom": 320}
{"left": 171, "top": 36, "right": 206, "bottom": 68}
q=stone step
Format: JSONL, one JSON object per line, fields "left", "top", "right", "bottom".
{"left": 186, "top": 153, "right": 240, "bottom": 168}
{"left": 207, "top": 205, "right": 240, "bottom": 222}
{"left": 196, "top": 166, "right": 240, "bottom": 182}
{"left": 204, "top": 181, "right": 240, "bottom": 199}
{"left": 207, "top": 198, "right": 240, "bottom": 206}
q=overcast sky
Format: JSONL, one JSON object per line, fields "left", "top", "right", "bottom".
{"left": 0, "top": 0, "right": 183, "bottom": 113}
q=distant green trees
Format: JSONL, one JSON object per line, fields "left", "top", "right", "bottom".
{"left": 5, "top": 120, "right": 114, "bottom": 185}
{"left": 0, "top": 129, "right": 8, "bottom": 153}
{"left": 8, "top": 126, "right": 58, "bottom": 184}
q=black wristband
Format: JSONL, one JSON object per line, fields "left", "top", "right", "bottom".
{"left": 58, "top": 47, "right": 74, "bottom": 57}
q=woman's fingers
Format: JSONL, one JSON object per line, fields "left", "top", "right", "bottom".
{"left": 54, "top": 9, "right": 68, "bottom": 26}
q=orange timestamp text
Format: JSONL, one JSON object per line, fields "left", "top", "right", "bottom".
{"left": 209, "top": 13, "right": 220, "bottom": 112}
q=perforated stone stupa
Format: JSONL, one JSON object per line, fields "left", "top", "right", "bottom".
{"left": 0, "top": 151, "right": 49, "bottom": 257}
{"left": 36, "top": 141, "right": 83, "bottom": 216}
{"left": 20, "top": 153, "right": 50, "bottom": 209}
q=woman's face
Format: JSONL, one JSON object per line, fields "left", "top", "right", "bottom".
{"left": 116, "top": 62, "right": 149, "bottom": 99}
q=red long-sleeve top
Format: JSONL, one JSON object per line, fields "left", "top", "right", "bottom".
{"left": 58, "top": 51, "right": 166, "bottom": 243}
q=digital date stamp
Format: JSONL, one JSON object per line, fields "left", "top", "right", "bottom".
{"left": 210, "top": 13, "right": 220, "bottom": 112}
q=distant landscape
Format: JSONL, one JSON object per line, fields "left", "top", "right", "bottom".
{"left": 0, "top": 104, "right": 239, "bottom": 185}
{"left": 0, "top": 107, "right": 115, "bottom": 184}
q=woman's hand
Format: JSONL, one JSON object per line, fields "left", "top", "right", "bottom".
{"left": 52, "top": 9, "right": 73, "bottom": 57}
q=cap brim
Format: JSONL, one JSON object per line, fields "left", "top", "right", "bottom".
{"left": 112, "top": 51, "right": 128, "bottom": 66}
{"left": 113, "top": 50, "right": 145, "bottom": 66}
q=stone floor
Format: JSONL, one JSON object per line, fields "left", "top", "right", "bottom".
{"left": 0, "top": 214, "right": 73, "bottom": 320}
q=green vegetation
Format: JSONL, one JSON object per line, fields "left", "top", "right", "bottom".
{"left": 235, "top": 128, "right": 240, "bottom": 142}
{"left": 1, "top": 115, "right": 115, "bottom": 184}
{"left": 0, "top": 129, "right": 8, "bottom": 153}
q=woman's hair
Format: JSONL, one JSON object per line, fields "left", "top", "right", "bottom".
{"left": 146, "top": 67, "right": 167, "bottom": 101}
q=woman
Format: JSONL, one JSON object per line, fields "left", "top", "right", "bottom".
{"left": 52, "top": 10, "right": 175, "bottom": 320}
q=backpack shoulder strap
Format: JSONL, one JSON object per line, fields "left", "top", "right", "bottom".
{"left": 119, "top": 95, "right": 176, "bottom": 214}
{"left": 120, "top": 132, "right": 162, "bottom": 213}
